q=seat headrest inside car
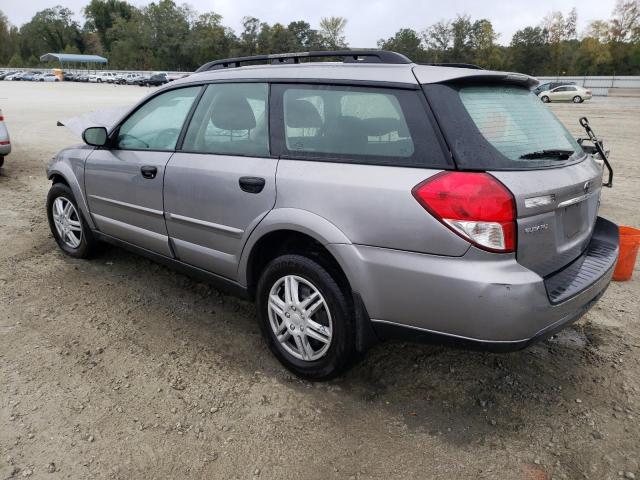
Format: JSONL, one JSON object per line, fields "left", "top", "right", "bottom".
{"left": 210, "top": 93, "right": 257, "bottom": 131}
{"left": 286, "top": 99, "right": 323, "bottom": 129}
{"left": 362, "top": 117, "right": 408, "bottom": 137}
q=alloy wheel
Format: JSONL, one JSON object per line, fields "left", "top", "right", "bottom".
{"left": 51, "top": 197, "right": 82, "bottom": 249}
{"left": 267, "top": 275, "right": 333, "bottom": 361}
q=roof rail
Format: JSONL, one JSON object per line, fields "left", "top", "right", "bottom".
{"left": 421, "top": 63, "right": 484, "bottom": 70}
{"left": 195, "top": 50, "right": 412, "bottom": 73}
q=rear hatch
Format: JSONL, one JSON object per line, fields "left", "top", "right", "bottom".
{"left": 421, "top": 78, "right": 603, "bottom": 277}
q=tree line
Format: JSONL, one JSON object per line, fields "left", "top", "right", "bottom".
{"left": 0, "top": 0, "right": 639, "bottom": 75}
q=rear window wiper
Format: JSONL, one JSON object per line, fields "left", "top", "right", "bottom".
{"left": 519, "top": 149, "right": 575, "bottom": 160}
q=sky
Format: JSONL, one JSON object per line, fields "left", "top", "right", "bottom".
{"left": 0, "top": 0, "right": 618, "bottom": 46}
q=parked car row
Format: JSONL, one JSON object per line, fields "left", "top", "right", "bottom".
{"left": 534, "top": 81, "right": 592, "bottom": 103}
{"left": 0, "top": 70, "right": 60, "bottom": 81}
{"left": 0, "top": 70, "right": 181, "bottom": 87}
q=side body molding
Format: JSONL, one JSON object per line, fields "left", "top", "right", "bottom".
{"left": 236, "top": 207, "right": 353, "bottom": 287}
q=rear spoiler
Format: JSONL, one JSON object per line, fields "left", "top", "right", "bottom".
{"left": 412, "top": 65, "right": 538, "bottom": 88}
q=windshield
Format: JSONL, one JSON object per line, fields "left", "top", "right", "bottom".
{"left": 458, "top": 85, "right": 581, "bottom": 166}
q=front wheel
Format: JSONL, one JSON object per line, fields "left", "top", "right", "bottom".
{"left": 573, "top": 95, "right": 583, "bottom": 103}
{"left": 256, "top": 254, "right": 356, "bottom": 380}
{"left": 46, "top": 183, "right": 98, "bottom": 258}
{"left": 541, "top": 95, "right": 550, "bottom": 103}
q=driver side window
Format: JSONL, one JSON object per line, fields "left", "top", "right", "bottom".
{"left": 117, "top": 86, "right": 201, "bottom": 150}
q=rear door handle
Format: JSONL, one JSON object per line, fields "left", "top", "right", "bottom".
{"left": 141, "top": 165, "right": 157, "bottom": 179}
{"left": 239, "top": 176, "right": 265, "bottom": 193}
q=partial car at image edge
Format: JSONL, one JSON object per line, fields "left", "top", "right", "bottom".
{"left": 0, "top": 108, "right": 11, "bottom": 167}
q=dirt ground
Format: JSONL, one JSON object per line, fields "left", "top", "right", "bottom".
{"left": 0, "top": 82, "right": 638, "bottom": 480}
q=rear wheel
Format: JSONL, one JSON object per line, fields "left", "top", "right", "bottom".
{"left": 256, "top": 254, "right": 355, "bottom": 380}
{"left": 541, "top": 95, "right": 550, "bottom": 103}
{"left": 46, "top": 183, "right": 98, "bottom": 258}
{"left": 0, "top": 156, "right": 4, "bottom": 167}
{"left": 573, "top": 95, "right": 583, "bottom": 103}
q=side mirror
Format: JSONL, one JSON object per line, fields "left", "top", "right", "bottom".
{"left": 82, "top": 126, "right": 108, "bottom": 147}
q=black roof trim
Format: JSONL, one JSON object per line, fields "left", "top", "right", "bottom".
{"left": 196, "top": 50, "right": 412, "bottom": 73}
{"left": 421, "top": 63, "right": 484, "bottom": 70}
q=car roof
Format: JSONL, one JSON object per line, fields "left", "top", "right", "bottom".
{"left": 169, "top": 62, "right": 537, "bottom": 89}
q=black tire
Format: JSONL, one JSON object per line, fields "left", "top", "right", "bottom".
{"left": 573, "top": 95, "right": 583, "bottom": 103}
{"left": 46, "top": 183, "right": 98, "bottom": 258}
{"left": 256, "top": 254, "right": 356, "bottom": 380}
{"left": 0, "top": 156, "right": 4, "bottom": 167}
{"left": 541, "top": 95, "right": 550, "bottom": 103}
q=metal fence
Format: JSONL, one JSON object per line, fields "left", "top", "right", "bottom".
{"left": 536, "top": 76, "right": 640, "bottom": 96}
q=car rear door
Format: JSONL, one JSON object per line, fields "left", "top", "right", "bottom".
{"left": 163, "top": 82, "right": 276, "bottom": 280}
{"left": 422, "top": 81, "right": 603, "bottom": 276}
{"left": 84, "top": 85, "right": 202, "bottom": 256}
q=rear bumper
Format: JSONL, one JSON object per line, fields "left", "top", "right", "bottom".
{"left": 329, "top": 217, "right": 618, "bottom": 348}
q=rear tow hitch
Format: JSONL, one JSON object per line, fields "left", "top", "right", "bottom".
{"left": 578, "top": 116, "right": 613, "bottom": 188}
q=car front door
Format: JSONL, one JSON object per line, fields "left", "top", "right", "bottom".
{"left": 163, "top": 82, "right": 276, "bottom": 280}
{"left": 555, "top": 86, "right": 573, "bottom": 101}
{"left": 84, "top": 85, "right": 202, "bottom": 256}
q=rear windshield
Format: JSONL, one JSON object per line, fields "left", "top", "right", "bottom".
{"left": 458, "top": 85, "right": 581, "bottom": 165}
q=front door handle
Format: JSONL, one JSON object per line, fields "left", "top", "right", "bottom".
{"left": 141, "top": 165, "right": 157, "bottom": 179}
{"left": 239, "top": 176, "right": 265, "bottom": 193}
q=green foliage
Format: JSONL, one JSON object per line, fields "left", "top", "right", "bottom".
{"left": 18, "top": 6, "right": 84, "bottom": 60}
{"left": 0, "top": 1, "right": 638, "bottom": 75}
{"left": 378, "top": 28, "right": 427, "bottom": 62}
{"left": 7, "top": 52, "right": 23, "bottom": 67}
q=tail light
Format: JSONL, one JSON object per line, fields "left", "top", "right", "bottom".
{"left": 412, "top": 172, "right": 516, "bottom": 253}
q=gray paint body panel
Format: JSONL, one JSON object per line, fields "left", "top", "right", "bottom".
{"left": 47, "top": 145, "right": 96, "bottom": 229}
{"left": 491, "top": 157, "right": 603, "bottom": 277}
{"left": 274, "top": 160, "right": 471, "bottom": 256}
{"left": 332, "top": 238, "right": 614, "bottom": 342}
{"left": 164, "top": 152, "right": 277, "bottom": 280}
{"left": 84, "top": 149, "right": 173, "bottom": 256}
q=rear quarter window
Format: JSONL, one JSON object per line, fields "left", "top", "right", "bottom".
{"left": 272, "top": 84, "right": 451, "bottom": 169}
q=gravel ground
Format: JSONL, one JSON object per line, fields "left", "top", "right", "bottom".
{"left": 0, "top": 82, "right": 638, "bottom": 480}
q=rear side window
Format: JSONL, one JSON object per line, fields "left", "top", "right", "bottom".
{"left": 273, "top": 84, "right": 450, "bottom": 168}
{"left": 457, "top": 85, "right": 580, "bottom": 167}
{"left": 182, "top": 83, "right": 269, "bottom": 157}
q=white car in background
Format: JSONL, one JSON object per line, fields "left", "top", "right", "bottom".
{"left": 116, "top": 72, "right": 138, "bottom": 85}
{"left": 0, "top": 109, "right": 10, "bottom": 167}
{"left": 41, "top": 73, "right": 60, "bottom": 82}
{"left": 89, "top": 72, "right": 116, "bottom": 83}
{"left": 538, "top": 85, "right": 592, "bottom": 103}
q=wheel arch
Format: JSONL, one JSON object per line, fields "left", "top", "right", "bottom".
{"left": 47, "top": 164, "right": 95, "bottom": 230}
{"left": 239, "top": 208, "right": 353, "bottom": 295}
{"left": 239, "top": 209, "right": 379, "bottom": 352}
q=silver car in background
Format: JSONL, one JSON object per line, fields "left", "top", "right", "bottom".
{"left": 46, "top": 50, "right": 619, "bottom": 379}
{"left": 0, "top": 109, "right": 10, "bottom": 167}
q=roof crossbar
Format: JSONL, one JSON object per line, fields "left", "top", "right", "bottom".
{"left": 196, "top": 50, "right": 412, "bottom": 73}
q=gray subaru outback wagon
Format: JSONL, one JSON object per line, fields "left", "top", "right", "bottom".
{"left": 47, "top": 50, "right": 619, "bottom": 379}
